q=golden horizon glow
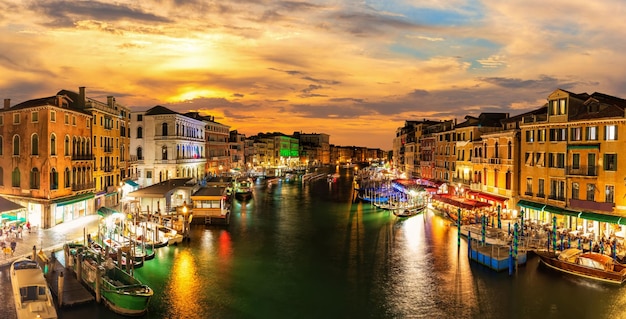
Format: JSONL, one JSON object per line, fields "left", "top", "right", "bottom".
{"left": 1, "top": 0, "right": 624, "bottom": 149}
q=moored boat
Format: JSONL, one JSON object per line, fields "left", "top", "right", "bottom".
{"left": 136, "top": 221, "right": 183, "bottom": 246}
{"left": 234, "top": 177, "right": 254, "bottom": 201}
{"left": 393, "top": 204, "right": 427, "bottom": 218}
{"left": 10, "top": 258, "right": 58, "bottom": 319}
{"left": 536, "top": 248, "right": 626, "bottom": 284}
{"left": 79, "top": 250, "right": 153, "bottom": 316}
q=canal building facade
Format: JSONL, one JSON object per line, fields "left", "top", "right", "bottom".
{"left": 130, "top": 106, "right": 207, "bottom": 187}
{"left": 394, "top": 88, "right": 626, "bottom": 243}
{"left": 0, "top": 95, "right": 94, "bottom": 229}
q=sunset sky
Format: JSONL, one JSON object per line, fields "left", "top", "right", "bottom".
{"left": 1, "top": 0, "right": 625, "bottom": 150}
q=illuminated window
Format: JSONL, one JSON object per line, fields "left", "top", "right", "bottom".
{"left": 605, "top": 125, "right": 618, "bottom": 140}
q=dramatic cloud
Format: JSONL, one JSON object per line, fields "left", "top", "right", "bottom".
{"left": 0, "top": 0, "right": 624, "bottom": 149}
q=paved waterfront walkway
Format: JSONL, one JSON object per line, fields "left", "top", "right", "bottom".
{"left": 0, "top": 214, "right": 100, "bottom": 268}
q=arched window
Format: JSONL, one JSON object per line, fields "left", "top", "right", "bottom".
{"left": 137, "top": 147, "right": 143, "bottom": 160}
{"left": 51, "top": 134, "right": 57, "bottom": 156}
{"left": 162, "top": 123, "right": 168, "bottom": 136}
{"left": 12, "top": 135, "right": 19, "bottom": 156}
{"left": 494, "top": 142, "right": 499, "bottom": 158}
{"left": 50, "top": 168, "right": 58, "bottom": 190}
{"left": 0, "top": 136, "right": 3, "bottom": 156}
{"left": 162, "top": 146, "right": 168, "bottom": 160}
{"left": 508, "top": 141, "right": 512, "bottom": 159}
{"left": 64, "top": 136, "right": 70, "bottom": 156}
{"left": 11, "top": 168, "right": 19, "bottom": 187}
{"left": 30, "top": 167, "right": 40, "bottom": 189}
{"left": 137, "top": 127, "right": 143, "bottom": 138}
{"left": 64, "top": 168, "right": 71, "bottom": 188}
{"left": 31, "top": 134, "right": 39, "bottom": 156}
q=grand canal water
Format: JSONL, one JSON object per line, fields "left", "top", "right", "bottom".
{"left": 3, "top": 167, "right": 626, "bottom": 318}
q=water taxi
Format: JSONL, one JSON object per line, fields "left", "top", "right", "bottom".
{"left": 10, "top": 258, "right": 58, "bottom": 319}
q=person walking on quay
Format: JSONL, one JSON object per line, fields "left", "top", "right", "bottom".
{"left": 1, "top": 241, "right": 6, "bottom": 258}
{"left": 10, "top": 238, "right": 16, "bottom": 256}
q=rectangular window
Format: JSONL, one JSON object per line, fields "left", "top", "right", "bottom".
{"left": 606, "top": 185, "right": 615, "bottom": 204}
{"left": 587, "top": 184, "right": 595, "bottom": 201}
{"left": 72, "top": 116, "right": 76, "bottom": 126}
{"left": 550, "top": 180, "right": 565, "bottom": 201}
{"left": 572, "top": 153, "right": 580, "bottom": 169}
{"left": 538, "top": 179, "right": 545, "bottom": 197}
{"left": 137, "top": 114, "right": 143, "bottom": 121}
{"left": 586, "top": 126, "right": 598, "bottom": 141}
{"left": 64, "top": 114, "right": 69, "bottom": 124}
{"left": 525, "top": 152, "right": 534, "bottom": 166}
{"left": 556, "top": 153, "right": 565, "bottom": 168}
{"left": 548, "top": 153, "right": 554, "bottom": 168}
{"left": 31, "top": 111, "right": 38, "bottom": 123}
{"left": 146, "top": 170, "right": 152, "bottom": 178}
{"left": 537, "top": 129, "right": 546, "bottom": 142}
{"left": 50, "top": 111, "right": 56, "bottom": 122}
{"left": 605, "top": 125, "right": 618, "bottom": 140}
{"left": 0, "top": 115, "right": 4, "bottom": 125}
{"left": 570, "top": 127, "right": 582, "bottom": 141}
{"left": 549, "top": 128, "right": 567, "bottom": 141}
{"left": 526, "top": 178, "right": 533, "bottom": 195}
{"left": 13, "top": 113, "right": 19, "bottom": 124}
{"left": 526, "top": 130, "right": 534, "bottom": 142}
{"left": 572, "top": 182, "right": 579, "bottom": 200}
{"left": 604, "top": 154, "right": 617, "bottom": 171}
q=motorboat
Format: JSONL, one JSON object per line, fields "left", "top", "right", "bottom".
{"left": 537, "top": 248, "right": 626, "bottom": 284}
{"left": 10, "top": 258, "right": 58, "bottom": 319}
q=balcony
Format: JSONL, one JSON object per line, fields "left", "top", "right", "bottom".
{"left": 71, "top": 154, "right": 94, "bottom": 161}
{"left": 570, "top": 198, "right": 614, "bottom": 212}
{"left": 72, "top": 182, "right": 95, "bottom": 191}
{"left": 566, "top": 165, "right": 598, "bottom": 176}
{"left": 548, "top": 194, "right": 566, "bottom": 201}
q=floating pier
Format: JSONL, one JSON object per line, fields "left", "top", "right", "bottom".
{"left": 40, "top": 249, "right": 95, "bottom": 307}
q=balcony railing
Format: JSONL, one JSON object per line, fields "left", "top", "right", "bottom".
{"left": 548, "top": 194, "right": 566, "bottom": 201}
{"left": 566, "top": 165, "right": 598, "bottom": 176}
{"left": 71, "top": 154, "right": 94, "bottom": 161}
{"left": 72, "top": 182, "right": 95, "bottom": 191}
{"left": 570, "top": 198, "right": 614, "bottom": 212}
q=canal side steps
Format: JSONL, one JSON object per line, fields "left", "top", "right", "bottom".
{"left": 39, "top": 250, "right": 95, "bottom": 307}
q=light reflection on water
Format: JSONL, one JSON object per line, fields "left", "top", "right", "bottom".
{"left": 5, "top": 168, "right": 626, "bottom": 318}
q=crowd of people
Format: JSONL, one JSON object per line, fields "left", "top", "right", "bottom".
{"left": 0, "top": 221, "right": 30, "bottom": 257}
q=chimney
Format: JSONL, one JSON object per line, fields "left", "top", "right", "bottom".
{"left": 3, "top": 98, "right": 9, "bottom": 110}
{"left": 107, "top": 96, "right": 115, "bottom": 107}
{"left": 79, "top": 86, "right": 86, "bottom": 108}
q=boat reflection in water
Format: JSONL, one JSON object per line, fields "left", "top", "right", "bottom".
{"left": 537, "top": 248, "right": 626, "bottom": 284}
{"left": 47, "top": 167, "right": 626, "bottom": 318}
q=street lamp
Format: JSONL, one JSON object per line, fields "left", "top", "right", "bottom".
{"left": 182, "top": 201, "right": 189, "bottom": 241}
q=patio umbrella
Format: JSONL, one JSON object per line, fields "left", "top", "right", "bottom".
{"left": 481, "top": 214, "right": 486, "bottom": 246}
{"left": 457, "top": 208, "right": 461, "bottom": 247}
{"left": 520, "top": 209, "right": 524, "bottom": 236}
{"left": 497, "top": 205, "right": 502, "bottom": 229}
{"left": 513, "top": 223, "right": 519, "bottom": 257}
{"left": 552, "top": 215, "right": 557, "bottom": 252}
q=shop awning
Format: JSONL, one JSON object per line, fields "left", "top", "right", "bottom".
{"left": 579, "top": 211, "right": 626, "bottom": 225}
{"left": 543, "top": 205, "right": 581, "bottom": 217}
{"left": 52, "top": 193, "right": 95, "bottom": 207}
{"left": 97, "top": 206, "right": 122, "bottom": 217}
{"left": 467, "top": 190, "right": 509, "bottom": 203}
{"left": 125, "top": 180, "right": 139, "bottom": 187}
{"left": 0, "top": 196, "right": 25, "bottom": 213}
{"left": 432, "top": 194, "right": 490, "bottom": 210}
{"left": 517, "top": 200, "right": 546, "bottom": 211}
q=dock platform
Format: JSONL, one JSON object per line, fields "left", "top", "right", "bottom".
{"left": 40, "top": 251, "right": 95, "bottom": 307}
